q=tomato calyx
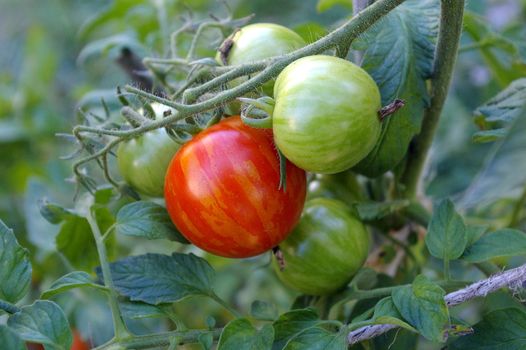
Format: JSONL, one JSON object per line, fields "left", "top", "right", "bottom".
{"left": 378, "top": 98, "right": 406, "bottom": 121}
{"left": 239, "top": 96, "right": 275, "bottom": 129}
{"left": 218, "top": 29, "right": 240, "bottom": 65}
{"left": 272, "top": 246, "right": 286, "bottom": 271}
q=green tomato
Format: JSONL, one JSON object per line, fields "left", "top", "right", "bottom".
{"left": 272, "top": 55, "right": 381, "bottom": 174}
{"left": 216, "top": 23, "right": 306, "bottom": 113}
{"left": 117, "top": 103, "right": 181, "bottom": 197}
{"left": 274, "top": 198, "right": 370, "bottom": 295}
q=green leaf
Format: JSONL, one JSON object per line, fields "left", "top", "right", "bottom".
{"left": 370, "top": 297, "right": 417, "bottom": 332}
{"left": 0, "top": 325, "right": 25, "bottom": 350}
{"left": 473, "top": 79, "right": 526, "bottom": 143}
{"left": 465, "top": 225, "right": 488, "bottom": 247}
{"left": 292, "top": 22, "right": 327, "bottom": 44}
{"left": 461, "top": 229, "right": 526, "bottom": 263}
{"left": 283, "top": 326, "right": 348, "bottom": 350}
{"left": 218, "top": 318, "right": 274, "bottom": 350}
{"left": 38, "top": 200, "right": 74, "bottom": 224}
{"left": 101, "top": 253, "right": 215, "bottom": 304}
{"left": 115, "top": 201, "right": 188, "bottom": 243}
{"left": 353, "top": 0, "right": 440, "bottom": 176}
{"left": 355, "top": 200, "right": 410, "bottom": 221}
{"left": 316, "top": 0, "right": 352, "bottom": 13}
{"left": 41, "top": 271, "right": 105, "bottom": 299}
{"left": 463, "top": 12, "right": 526, "bottom": 87}
{"left": 425, "top": 200, "right": 467, "bottom": 261}
{"left": 119, "top": 301, "right": 167, "bottom": 319}
{"left": 272, "top": 309, "right": 321, "bottom": 350}
{"left": 77, "top": 34, "right": 145, "bottom": 65}
{"left": 251, "top": 300, "right": 279, "bottom": 321}
{"left": 55, "top": 207, "right": 115, "bottom": 272}
{"left": 449, "top": 308, "right": 526, "bottom": 350}
{"left": 7, "top": 300, "right": 72, "bottom": 350}
{"left": 459, "top": 106, "right": 526, "bottom": 209}
{"left": 199, "top": 332, "right": 214, "bottom": 350}
{"left": 0, "top": 219, "right": 31, "bottom": 303}
{"left": 392, "top": 275, "right": 449, "bottom": 342}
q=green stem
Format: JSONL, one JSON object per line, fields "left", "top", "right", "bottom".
{"left": 93, "top": 329, "right": 222, "bottom": 350}
{"left": 400, "top": 0, "right": 465, "bottom": 198}
{"left": 0, "top": 300, "right": 20, "bottom": 314}
{"left": 475, "top": 261, "right": 500, "bottom": 276}
{"left": 209, "top": 292, "right": 242, "bottom": 318}
{"left": 510, "top": 185, "right": 526, "bottom": 227}
{"left": 86, "top": 210, "right": 131, "bottom": 339}
{"left": 444, "top": 258, "right": 450, "bottom": 281}
{"left": 75, "top": 0, "right": 405, "bottom": 142}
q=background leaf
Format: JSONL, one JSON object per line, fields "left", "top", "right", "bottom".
{"left": 316, "top": 0, "right": 352, "bottom": 13}
{"left": 369, "top": 297, "right": 417, "bottom": 332}
{"left": 353, "top": 0, "right": 439, "bottom": 176}
{"left": 461, "top": 229, "right": 526, "bottom": 262}
{"left": 425, "top": 200, "right": 467, "bottom": 260}
{"left": 272, "top": 308, "right": 321, "bottom": 350}
{"left": 218, "top": 318, "right": 274, "bottom": 350}
{"left": 41, "top": 271, "right": 105, "bottom": 299}
{"left": 101, "top": 253, "right": 215, "bottom": 304}
{"left": 0, "top": 325, "right": 25, "bottom": 350}
{"left": 251, "top": 300, "right": 279, "bottom": 321}
{"left": 283, "top": 326, "right": 347, "bottom": 350}
{"left": 449, "top": 308, "right": 526, "bottom": 350}
{"left": 7, "top": 300, "right": 72, "bottom": 350}
{"left": 115, "top": 201, "right": 188, "bottom": 243}
{"left": 458, "top": 106, "right": 526, "bottom": 209}
{"left": 55, "top": 207, "right": 115, "bottom": 272}
{"left": 473, "top": 78, "right": 526, "bottom": 143}
{"left": 0, "top": 219, "right": 32, "bottom": 303}
{"left": 392, "top": 275, "right": 449, "bottom": 342}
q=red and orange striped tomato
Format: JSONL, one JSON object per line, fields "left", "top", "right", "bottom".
{"left": 164, "top": 116, "right": 307, "bottom": 258}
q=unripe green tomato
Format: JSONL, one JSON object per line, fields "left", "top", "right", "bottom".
{"left": 274, "top": 198, "right": 370, "bottom": 295}
{"left": 216, "top": 23, "right": 306, "bottom": 114}
{"left": 307, "top": 171, "right": 366, "bottom": 207}
{"left": 272, "top": 55, "right": 381, "bottom": 174}
{"left": 117, "top": 103, "right": 181, "bottom": 197}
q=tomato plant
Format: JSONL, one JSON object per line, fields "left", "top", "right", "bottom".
{"left": 117, "top": 103, "right": 181, "bottom": 197}
{"left": 3, "top": 1, "right": 526, "bottom": 350}
{"left": 164, "top": 116, "right": 307, "bottom": 258}
{"left": 272, "top": 55, "right": 382, "bottom": 174}
{"left": 274, "top": 198, "right": 370, "bottom": 295}
{"left": 216, "top": 23, "right": 306, "bottom": 113}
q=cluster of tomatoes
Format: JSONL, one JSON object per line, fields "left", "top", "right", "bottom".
{"left": 117, "top": 23, "right": 381, "bottom": 296}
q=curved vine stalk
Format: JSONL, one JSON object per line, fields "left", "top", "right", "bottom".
{"left": 70, "top": 0, "right": 405, "bottom": 191}
{"left": 347, "top": 262, "right": 526, "bottom": 344}
{"left": 400, "top": 0, "right": 465, "bottom": 198}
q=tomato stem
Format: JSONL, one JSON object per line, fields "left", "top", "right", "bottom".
{"left": 400, "top": 0, "right": 465, "bottom": 198}
{"left": 86, "top": 209, "right": 131, "bottom": 340}
{"left": 209, "top": 292, "right": 242, "bottom": 318}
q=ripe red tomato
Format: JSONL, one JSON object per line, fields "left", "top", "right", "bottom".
{"left": 164, "top": 116, "right": 307, "bottom": 258}
{"left": 71, "top": 330, "right": 90, "bottom": 350}
{"left": 26, "top": 330, "right": 90, "bottom": 350}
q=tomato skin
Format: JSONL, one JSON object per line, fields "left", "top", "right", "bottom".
{"left": 216, "top": 23, "right": 306, "bottom": 113}
{"left": 274, "top": 198, "right": 370, "bottom": 295}
{"left": 117, "top": 104, "right": 181, "bottom": 197}
{"left": 272, "top": 55, "right": 381, "bottom": 174}
{"left": 26, "top": 330, "right": 90, "bottom": 350}
{"left": 71, "top": 330, "right": 90, "bottom": 350}
{"left": 164, "top": 116, "right": 307, "bottom": 258}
